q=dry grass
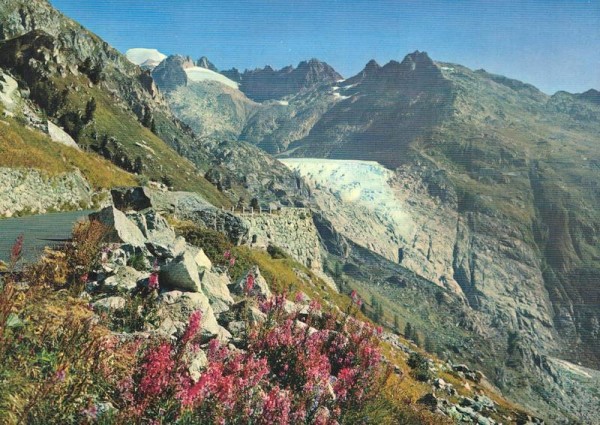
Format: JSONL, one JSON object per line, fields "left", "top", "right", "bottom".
{"left": 0, "top": 116, "right": 136, "bottom": 189}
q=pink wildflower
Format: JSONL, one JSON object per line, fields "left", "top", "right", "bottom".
{"left": 182, "top": 311, "right": 202, "bottom": 345}
{"left": 245, "top": 273, "right": 255, "bottom": 295}
{"left": 80, "top": 273, "right": 89, "bottom": 284}
{"left": 261, "top": 387, "right": 291, "bottom": 424}
{"left": 10, "top": 234, "right": 23, "bottom": 264}
{"left": 140, "top": 342, "right": 174, "bottom": 397}
{"left": 229, "top": 257, "right": 236, "bottom": 267}
{"left": 350, "top": 289, "right": 362, "bottom": 306}
{"left": 224, "top": 250, "right": 231, "bottom": 260}
{"left": 54, "top": 368, "right": 66, "bottom": 382}
{"left": 148, "top": 272, "right": 159, "bottom": 290}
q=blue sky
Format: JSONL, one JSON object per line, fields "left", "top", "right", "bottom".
{"left": 50, "top": 0, "right": 599, "bottom": 94}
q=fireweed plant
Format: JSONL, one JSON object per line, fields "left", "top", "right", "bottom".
{"left": 113, "top": 292, "right": 390, "bottom": 424}
{"left": 0, "top": 227, "right": 391, "bottom": 424}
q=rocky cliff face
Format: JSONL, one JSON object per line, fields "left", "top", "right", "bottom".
{"left": 151, "top": 55, "right": 194, "bottom": 92}
{"left": 286, "top": 51, "right": 454, "bottom": 167}
{"left": 196, "top": 56, "right": 217, "bottom": 72}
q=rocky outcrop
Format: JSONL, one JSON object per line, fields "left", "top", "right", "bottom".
{"left": 287, "top": 52, "right": 454, "bottom": 168}
{"left": 0, "top": 167, "right": 94, "bottom": 217}
{"left": 151, "top": 55, "right": 194, "bottom": 92}
{"left": 196, "top": 56, "right": 217, "bottom": 72}
{"left": 91, "top": 206, "right": 146, "bottom": 247}
{"left": 158, "top": 290, "right": 223, "bottom": 340}
{"left": 46, "top": 121, "right": 79, "bottom": 149}
{"left": 159, "top": 251, "right": 202, "bottom": 292}
{"left": 229, "top": 266, "right": 272, "bottom": 298}
{"left": 200, "top": 271, "right": 234, "bottom": 314}
{"left": 111, "top": 187, "right": 153, "bottom": 212}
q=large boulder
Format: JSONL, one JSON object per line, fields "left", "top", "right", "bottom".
{"left": 143, "top": 210, "right": 177, "bottom": 244}
{"left": 111, "top": 187, "right": 153, "bottom": 211}
{"left": 146, "top": 236, "right": 187, "bottom": 261}
{"left": 47, "top": 120, "right": 80, "bottom": 150}
{"left": 200, "top": 270, "right": 234, "bottom": 314}
{"left": 159, "top": 251, "right": 202, "bottom": 292}
{"left": 90, "top": 206, "right": 146, "bottom": 247}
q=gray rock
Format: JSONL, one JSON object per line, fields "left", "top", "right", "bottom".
{"left": 227, "top": 320, "right": 247, "bottom": 336}
{"left": 143, "top": 210, "right": 176, "bottom": 244}
{"left": 417, "top": 393, "right": 440, "bottom": 410}
{"left": 200, "top": 270, "right": 234, "bottom": 313}
{"left": 146, "top": 236, "right": 187, "bottom": 260}
{"left": 188, "top": 350, "right": 208, "bottom": 382}
{"left": 102, "top": 266, "right": 146, "bottom": 293}
{"left": 93, "top": 296, "right": 127, "bottom": 311}
{"left": 188, "top": 246, "right": 212, "bottom": 270}
{"left": 47, "top": 120, "right": 80, "bottom": 150}
{"left": 90, "top": 206, "right": 146, "bottom": 247}
{"left": 473, "top": 395, "right": 495, "bottom": 411}
{"left": 159, "top": 251, "right": 201, "bottom": 292}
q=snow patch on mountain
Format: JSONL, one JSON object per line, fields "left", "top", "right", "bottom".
{"left": 185, "top": 67, "right": 239, "bottom": 89}
{"left": 125, "top": 48, "right": 167, "bottom": 66}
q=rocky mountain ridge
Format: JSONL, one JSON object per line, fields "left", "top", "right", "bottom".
{"left": 221, "top": 58, "right": 343, "bottom": 102}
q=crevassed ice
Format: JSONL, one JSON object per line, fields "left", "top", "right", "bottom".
{"left": 281, "top": 158, "right": 415, "bottom": 239}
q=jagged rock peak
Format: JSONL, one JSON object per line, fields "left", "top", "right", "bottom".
{"left": 578, "top": 88, "right": 600, "bottom": 105}
{"left": 343, "top": 58, "right": 382, "bottom": 85}
{"left": 365, "top": 59, "right": 381, "bottom": 71}
{"left": 401, "top": 50, "right": 435, "bottom": 67}
{"left": 381, "top": 50, "right": 437, "bottom": 74}
{"left": 296, "top": 58, "right": 343, "bottom": 83}
{"left": 197, "top": 56, "right": 218, "bottom": 72}
{"left": 152, "top": 55, "right": 193, "bottom": 92}
{"left": 221, "top": 67, "right": 242, "bottom": 83}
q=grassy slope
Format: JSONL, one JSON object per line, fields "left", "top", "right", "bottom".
{"left": 0, "top": 106, "right": 136, "bottom": 188}
{"left": 49, "top": 73, "right": 231, "bottom": 207}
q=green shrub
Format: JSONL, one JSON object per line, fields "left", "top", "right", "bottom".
{"left": 267, "top": 244, "right": 288, "bottom": 260}
{"left": 407, "top": 352, "right": 432, "bottom": 382}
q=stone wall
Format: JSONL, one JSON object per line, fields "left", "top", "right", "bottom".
{"left": 242, "top": 208, "right": 322, "bottom": 271}
{"left": 0, "top": 167, "right": 96, "bottom": 217}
